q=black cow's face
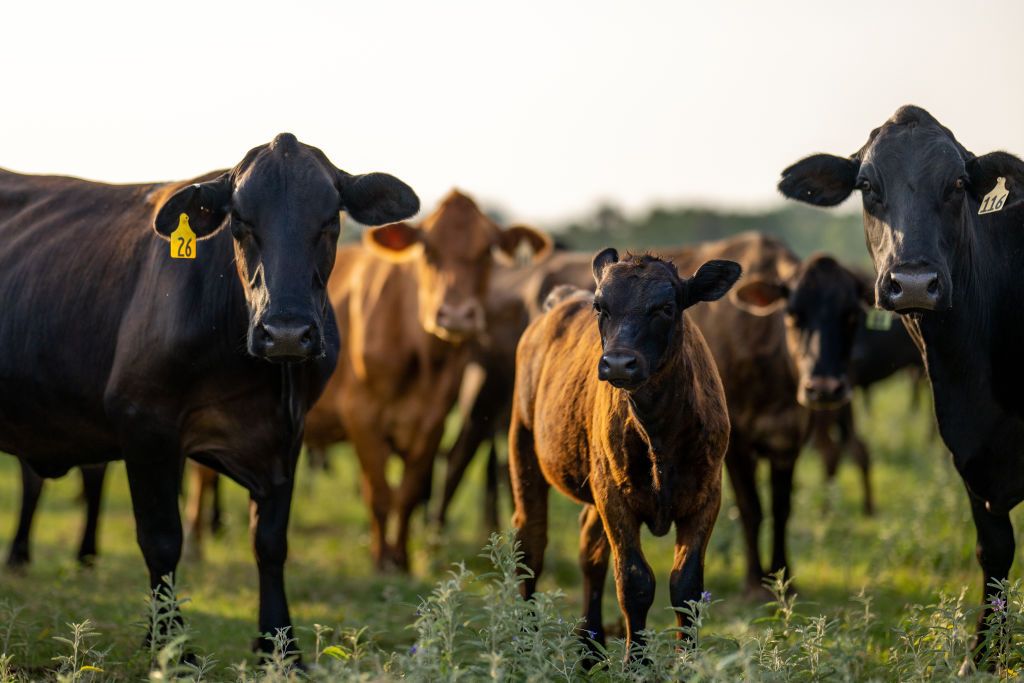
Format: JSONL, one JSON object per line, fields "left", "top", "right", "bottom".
{"left": 736, "top": 256, "right": 871, "bottom": 408}
{"left": 591, "top": 250, "right": 740, "bottom": 391}
{"left": 154, "top": 133, "right": 419, "bottom": 362}
{"left": 778, "top": 105, "right": 1024, "bottom": 316}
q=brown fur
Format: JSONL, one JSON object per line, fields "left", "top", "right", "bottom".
{"left": 510, "top": 255, "right": 732, "bottom": 657}
{"left": 305, "top": 190, "right": 549, "bottom": 570}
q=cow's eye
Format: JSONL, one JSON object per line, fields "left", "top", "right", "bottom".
{"left": 857, "top": 178, "right": 872, "bottom": 193}
{"left": 593, "top": 301, "right": 605, "bottom": 318}
{"left": 657, "top": 303, "right": 675, "bottom": 318}
{"left": 954, "top": 178, "right": 965, "bottom": 190}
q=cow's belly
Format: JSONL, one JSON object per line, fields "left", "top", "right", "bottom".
{"left": 0, "top": 378, "right": 118, "bottom": 466}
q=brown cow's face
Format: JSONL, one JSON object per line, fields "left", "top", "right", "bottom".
{"left": 154, "top": 133, "right": 419, "bottom": 362}
{"left": 365, "top": 190, "right": 551, "bottom": 343}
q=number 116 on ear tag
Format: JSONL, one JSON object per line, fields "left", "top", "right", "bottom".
{"left": 170, "top": 213, "right": 196, "bottom": 259}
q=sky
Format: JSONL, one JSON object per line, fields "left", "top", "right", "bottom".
{"left": 2, "top": 1, "right": 1022, "bottom": 226}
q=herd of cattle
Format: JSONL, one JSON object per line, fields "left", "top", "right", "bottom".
{"left": 0, "top": 105, "right": 1022, "bottom": 666}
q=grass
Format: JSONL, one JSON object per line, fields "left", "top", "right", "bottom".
{"left": 1, "top": 375, "right": 1023, "bottom": 680}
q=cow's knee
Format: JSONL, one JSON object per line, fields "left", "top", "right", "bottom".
{"left": 620, "top": 551, "right": 656, "bottom": 618}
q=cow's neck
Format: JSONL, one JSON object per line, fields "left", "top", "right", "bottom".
{"left": 910, "top": 204, "right": 1024, "bottom": 507}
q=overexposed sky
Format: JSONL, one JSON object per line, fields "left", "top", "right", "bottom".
{"left": 2, "top": 1, "right": 1022, "bottom": 225}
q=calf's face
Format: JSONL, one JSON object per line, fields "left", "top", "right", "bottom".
{"left": 779, "top": 105, "right": 1024, "bottom": 315}
{"left": 735, "top": 256, "right": 871, "bottom": 408}
{"left": 155, "top": 133, "right": 418, "bottom": 362}
{"left": 591, "top": 250, "right": 740, "bottom": 390}
{"left": 364, "top": 190, "right": 550, "bottom": 342}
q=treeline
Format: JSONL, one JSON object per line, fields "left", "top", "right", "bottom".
{"left": 552, "top": 203, "right": 869, "bottom": 267}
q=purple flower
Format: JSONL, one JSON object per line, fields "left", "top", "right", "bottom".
{"left": 700, "top": 591, "right": 712, "bottom": 604}
{"left": 991, "top": 597, "right": 1007, "bottom": 613}
{"left": 583, "top": 629, "right": 597, "bottom": 639}
{"left": 409, "top": 644, "right": 419, "bottom": 655}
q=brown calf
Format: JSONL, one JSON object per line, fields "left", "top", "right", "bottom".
{"left": 305, "top": 190, "right": 549, "bottom": 570}
{"left": 510, "top": 250, "right": 740, "bottom": 658}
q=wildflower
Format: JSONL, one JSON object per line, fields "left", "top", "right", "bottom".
{"left": 991, "top": 597, "right": 1007, "bottom": 612}
{"left": 701, "top": 591, "right": 713, "bottom": 604}
{"left": 583, "top": 629, "right": 597, "bottom": 639}
{"left": 409, "top": 644, "right": 419, "bottom": 655}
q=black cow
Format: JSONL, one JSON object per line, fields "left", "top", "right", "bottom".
{"left": 734, "top": 254, "right": 922, "bottom": 514}
{"left": 779, "top": 104, "right": 1024, "bottom": 664}
{"left": 0, "top": 134, "right": 417, "bottom": 653}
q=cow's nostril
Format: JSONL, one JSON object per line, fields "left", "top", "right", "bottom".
{"left": 890, "top": 278, "right": 902, "bottom": 296}
{"left": 927, "top": 279, "right": 939, "bottom": 296}
{"left": 258, "top": 325, "right": 273, "bottom": 344}
{"left": 300, "top": 330, "right": 312, "bottom": 345}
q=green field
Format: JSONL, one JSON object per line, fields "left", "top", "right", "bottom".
{"left": 0, "top": 376, "right": 1022, "bottom": 680}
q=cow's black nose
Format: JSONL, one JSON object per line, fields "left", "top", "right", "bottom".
{"left": 884, "top": 268, "right": 941, "bottom": 311}
{"left": 802, "top": 376, "right": 850, "bottom": 407}
{"left": 254, "top": 320, "right": 319, "bottom": 361}
{"left": 598, "top": 352, "right": 644, "bottom": 387}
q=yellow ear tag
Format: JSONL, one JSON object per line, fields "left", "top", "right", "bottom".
{"left": 978, "top": 177, "right": 1009, "bottom": 215}
{"left": 170, "top": 213, "right": 196, "bottom": 259}
{"left": 865, "top": 309, "right": 893, "bottom": 331}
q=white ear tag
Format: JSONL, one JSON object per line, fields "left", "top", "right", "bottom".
{"left": 978, "top": 177, "right": 1009, "bottom": 215}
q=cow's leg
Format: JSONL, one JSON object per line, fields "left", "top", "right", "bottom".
{"left": 810, "top": 413, "right": 841, "bottom": 482}
{"left": 393, "top": 427, "right": 445, "bottom": 571}
{"left": 578, "top": 504, "right": 609, "bottom": 659}
{"left": 839, "top": 407, "right": 874, "bottom": 516}
{"left": 209, "top": 469, "right": 224, "bottom": 536}
{"left": 124, "top": 452, "right": 185, "bottom": 642}
{"left": 250, "top": 476, "right": 298, "bottom": 657}
{"left": 483, "top": 439, "right": 502, "bottom": 532}
{"left": 967, "top": 489, "right": 1015, "bottom": 666}
{"left": 7, "top": 459, "right": 44, "bottom": 567}
{"left": 509, "top": 414, "right": 548, "bottom": 598}
{"left": 724, "top": 438, "right": 763, "bottom": 593}
{"left": 671, "top": 485, "right": 720, "bottom": 641}
{"left": 436, "top": 411, "right": 491, "bottom": 529}
{"left": 76, "top": 464, "right": 107, "bottom": 566}
{"left": 595, "top": 493, "right": 653, "bottom": 660}
{"left": 348, "top": 429, "right": 393, "bottom": 570}
{"left": 768, "top": 458, "right": 796, "bottom": 581}
{"left": 182, "top": 463, "right": 208, "bottom": 562}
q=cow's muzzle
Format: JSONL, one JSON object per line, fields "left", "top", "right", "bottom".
{"left": 251, "top": 317, "right": 321, "bottom": 362}
{"left": 877, "top": 264, "right": 949, "bottom": 313}
{"left": 598, "top": 350, "right": 648, "bottom": 390}
{"left": 799, "top": 375, "right": 851, "bottom": 409}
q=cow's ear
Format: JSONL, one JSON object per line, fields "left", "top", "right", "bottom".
{"left": 337, "top": 170, "right": 419, "bottom": 226}
{"left": 154, "top": 174, "right": 232, "bottom": 239}
{"left": 494, "top": 224, "right": 553, "bottom": 265}
{"left": 684, "top": 260, "right": 742, "bottom": 308}
{"left": 363, "top": 221, "right": 423, "bottom": 262}
{"left": 779, "top": 154, "right": 860, "bottom": 207}
{"left": 967, "top": 151, "right": 1024, "bottom": 212}
{"left": 592, "top": 247, "right": 619, "bottom": 286}
{"left": 731, "top": 278, "right": 789, "bottom": 315}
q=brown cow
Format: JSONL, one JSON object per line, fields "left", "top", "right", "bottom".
{"left": 305, "top": 190, "right": 550, "bottom": 570}
{"left": 496, "top": 234, "right": 806, "bottom": 595}
{"left": 510, "top": 249, "right": 740, "bottom": 658}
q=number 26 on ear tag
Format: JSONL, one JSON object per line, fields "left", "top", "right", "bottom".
{"left": 170, "top": 213, "right": 196, "bottom": 259}
{"left": 979, "top": 177, "right": 1009, "bottom": 215}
